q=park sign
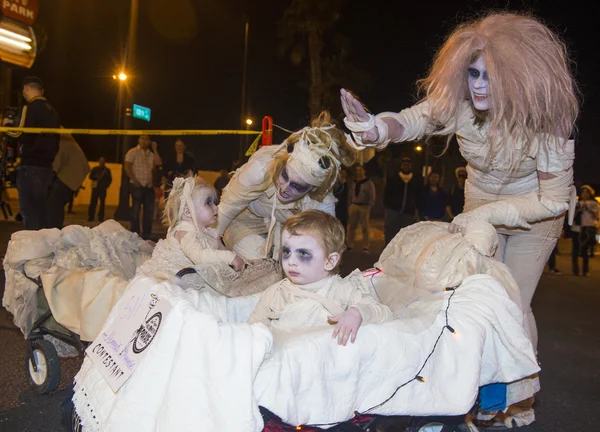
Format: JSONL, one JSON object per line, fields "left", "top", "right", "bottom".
{"left": 133, "top": 104, "right": 151, "bottom": 122}
{"left": 2, "top": 0, "right": 38, "bottom": 25}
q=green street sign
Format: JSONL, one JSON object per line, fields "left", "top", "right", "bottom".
{"left": 132, "top": 104, "right": 151, "bottom": 122}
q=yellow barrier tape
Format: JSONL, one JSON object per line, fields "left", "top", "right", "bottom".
{"left": 0, "top": 127, "right": 261, "bottom": 136}
{"left": 245, "top": 132, "right": 263, "bottom": 156}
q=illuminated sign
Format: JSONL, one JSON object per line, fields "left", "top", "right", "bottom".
{"left": 2, "top": 0, "right": 39, "bottom": 25}
{"left": 132, "top": 104, "right": 151, "bottom": 122}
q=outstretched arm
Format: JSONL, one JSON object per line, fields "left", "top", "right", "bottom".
{"left": 340, "top": 89, "right": 405, "bottom": 149}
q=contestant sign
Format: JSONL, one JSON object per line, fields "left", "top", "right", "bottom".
{"left": 86, "top": 282, "right": 171, "bottom": 392}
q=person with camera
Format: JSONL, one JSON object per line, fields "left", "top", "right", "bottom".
{"left": 6, "top": 76, "right": 61, "bottom": 230}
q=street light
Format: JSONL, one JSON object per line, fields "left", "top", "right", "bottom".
{"left": 415, "top": 145, "right": 423, "bottom": 152}
{"left": 246, "top": 118, "right": 253, "bottom": 126}
{"left": 112, "top": 72, "right": 128, "bottom": 81}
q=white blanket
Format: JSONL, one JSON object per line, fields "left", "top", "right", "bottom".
{"left": 2, "top": 220, "right": 153, "bottom": 339}
{"left": 73, "top": 278, "right": 270, "bottom": 432}
{"left": 73, "top": 274, "right": 537, "bottom": 431}
{"left": 72, "top": 221, "right": 539, "bottom": 430}
{"left": 254, "top": 274, "right": 538, "bottom": 426}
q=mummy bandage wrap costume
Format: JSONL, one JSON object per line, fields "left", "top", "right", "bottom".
{"left": 345, "top": 101, "right": 575, "bottom": 349}
{"left": 217, "top": 125, "right": 345, "bottom": 261}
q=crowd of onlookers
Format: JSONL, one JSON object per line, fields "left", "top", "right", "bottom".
{"left": 333, "top": 156, "right": 468, "bottom": 252}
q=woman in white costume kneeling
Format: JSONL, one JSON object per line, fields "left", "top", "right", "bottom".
{"left": 217, "top": 112, "right": 356, "bottom": 261}
{"left": 340, "top": 12, "right": 579, "bottom": 350}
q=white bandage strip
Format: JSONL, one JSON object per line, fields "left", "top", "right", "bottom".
{"left": 343, "top": 115, "right": 390, "bottom": 149}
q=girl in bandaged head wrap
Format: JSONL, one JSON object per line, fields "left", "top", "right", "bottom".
{"left": 136, "top": 176, "right": 281, "bottom": 297}
{"left": 341, "top": 13, "right": 579, "bottom": 353}
{"left": 217, "top": 112, "right": 356, "bottom": 261}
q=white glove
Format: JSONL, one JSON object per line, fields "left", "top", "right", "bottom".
{"left": 340, "top": 89, "right": 389, "bottom": 149}
{"left": 452, "top": 194, "right": 569, "bottom": 230}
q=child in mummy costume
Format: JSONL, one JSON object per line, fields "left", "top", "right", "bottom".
{"left": 248, "top": 210, "right": 392, "bottom": 343}
{"left": 217, "top": 112, "right": 356, "bottom": 261}
{"left": 341, "top": 12, "right": 579, "bottom": 352}
{"left": 136, "top": 176, "right": 281, "bottom": 297}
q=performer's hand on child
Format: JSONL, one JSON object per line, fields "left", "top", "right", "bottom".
{"left": 329, "top": 307, "right": 363, "bottom": 346}
{"left": 231, "top": 255, "right": 245, "bottom": 272}
{"left": 340, "top": 88, "right": 379, "bottom": 144}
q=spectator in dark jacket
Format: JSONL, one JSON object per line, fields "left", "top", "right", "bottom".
{"left": 88, "top": 157, "right": 113, "bottom": 222}
{"left": 164, "top": 138, "right": 195, "bottom": 183}
{"left": 8, "top": 77, "right": 60, "bottom": 230}
{"left": 420, "top": 171, "right": 448, "bottom": 221}
{"left": 446, "top": 166, "right": 467, "bottom": 220}
{"left": 383, "top": 157, "right": 422, "bottom": 245}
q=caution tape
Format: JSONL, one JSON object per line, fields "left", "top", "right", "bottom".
{"left": 0, "top": 127, "right": 261, "bottom": 136}
{"left": 245, "top": 132, "right": 263, "bottom": 156}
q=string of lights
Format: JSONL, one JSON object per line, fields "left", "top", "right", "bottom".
{"left": 298, "top": 286, "right": 458, "bottom": 431}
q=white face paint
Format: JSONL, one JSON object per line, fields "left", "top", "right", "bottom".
{"left": 190, "top": 187, "right": 218, "bottom": 228}
{"left": 276, "top": 164, "right": 313, "bottom": 203}
{"left": 281, "top": 230, "right": 334, "bottom": 285}
{"left": 467, "top": 57, "right": 489, "bottom": 111}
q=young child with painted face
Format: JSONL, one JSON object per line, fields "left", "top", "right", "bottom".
{"left": 136, "top": 176, "right": 245, "bottom": 282}
{"left": 248, "top": 210, "right": 392, "bottom": 345}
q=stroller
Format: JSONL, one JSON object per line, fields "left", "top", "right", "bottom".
{"left": 23, "top": 275, "right": 87, "bottom": 394}
{"left": 2, "top": 221, "right": 155, "bottom": 394}
{"left": 60, "top": 267, "right": 504, "bottom": 432}
{"left": 61, "top": 221, "right": 537, "bottom": 432}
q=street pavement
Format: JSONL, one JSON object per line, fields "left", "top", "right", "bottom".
{"left": 0, "top": 203, "right": 599, "bottom": 431}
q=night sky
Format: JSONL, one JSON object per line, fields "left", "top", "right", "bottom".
{"left": 11, "top": 0, "right": 600, "bottom": 185}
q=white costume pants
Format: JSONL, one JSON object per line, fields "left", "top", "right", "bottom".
{"left": 495, "top": 232, "right": 557, "bottom": 351}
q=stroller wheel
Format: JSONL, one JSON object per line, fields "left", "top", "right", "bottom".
{"left": 25, "top": 339, "right": 61, "bottom": 394}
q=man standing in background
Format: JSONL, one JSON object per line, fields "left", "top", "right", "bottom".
{"left": 124, "top": 135, "right": 162, "bottom": 239}
{"left": 88, "top": 157, "right": 112, "bottom": 222}
{"left": 446, "top": 166, "right": 467, "bottom": 220}
{"left": 420, "top": 171, "right": 448, "bottom": 221}
{"left": 383, "top": 157, "right": 421, "bottom": 245}
{"left": 347, "top": 165, "right": 376, "bottom": 252}
{"left": 8, "top": 77, "right": 60, "bottom": 230}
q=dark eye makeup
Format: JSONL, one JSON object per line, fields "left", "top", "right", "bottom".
{"left": 280, "top": 166, "right": 310, "bottom": 193}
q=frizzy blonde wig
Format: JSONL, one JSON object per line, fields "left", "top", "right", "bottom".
{"left": 161, "top": 175, "right": 215, "bottom": 228}
{"left": 259, "top": 111, "right": 356, "bottom": 202}
{"left": 417, "top": 12, "right": 579, "bottom": 167}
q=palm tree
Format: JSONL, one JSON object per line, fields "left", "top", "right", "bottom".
{"left": 278, "top": 0, "right": 343, "bottom": 119}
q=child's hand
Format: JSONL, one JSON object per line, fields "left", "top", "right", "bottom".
{"left": 231, "top": 255, "right": 245, "bottom": 272}
{"left": 329, "top": 307, "right": 363, "bottom": 346}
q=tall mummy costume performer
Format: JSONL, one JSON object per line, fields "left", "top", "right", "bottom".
{"left": 342, "top": 13, "right": 579, "bottom": 350}
{"left": 217, "top": 113, "right": 356, "bottom": 261}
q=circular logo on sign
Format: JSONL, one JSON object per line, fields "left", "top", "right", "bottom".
{"left": 132, "top": 312, "right": 162, "bottom": 354}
